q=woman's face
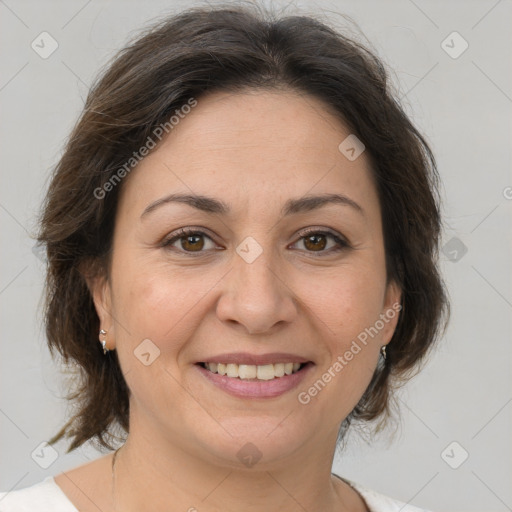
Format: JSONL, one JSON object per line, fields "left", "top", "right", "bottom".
{"left": 91, "top": 89, "right": 400, "bottom": 468}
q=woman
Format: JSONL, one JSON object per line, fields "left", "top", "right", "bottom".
{"left": 0, "top": 3, "right": 448, "bottom": 511}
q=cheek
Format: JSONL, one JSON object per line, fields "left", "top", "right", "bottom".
{"left": 298, "top": 272, "right": 386, "bottom": 419}
{"left": 111, "top": 268, "right": 207, "bottom": 403}
{"left": 303, "top": 265, "right": 387, "bottom": 343}
{"left": 112, "top": 262, "right": 215, "bottom": 351}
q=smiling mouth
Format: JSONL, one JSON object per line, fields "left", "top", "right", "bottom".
{"left": 197, "top": 362, "right": 309, "bottom": 380}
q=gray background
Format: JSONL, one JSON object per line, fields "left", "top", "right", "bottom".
{"left": 1, "top": 1, "right": 511, "bottom": 511}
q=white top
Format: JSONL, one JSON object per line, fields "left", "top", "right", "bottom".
{"left": 0, "top": 475, "right": 432, "bottom": 511}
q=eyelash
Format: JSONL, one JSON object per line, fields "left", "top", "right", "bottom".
{"left": 161, "top": 227, "right": 350, "bottom": 257}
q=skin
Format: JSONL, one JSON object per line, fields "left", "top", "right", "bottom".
{"left": 54, "top": 89, "right": 401, "bottom": 512}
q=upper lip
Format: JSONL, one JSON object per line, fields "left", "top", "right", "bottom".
{"left": 197, "top": 352, "right": 312, "bottom": 365}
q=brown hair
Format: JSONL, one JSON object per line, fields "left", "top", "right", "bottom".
{"left": 36, "top": 2, "right": 449, "bottom": 453}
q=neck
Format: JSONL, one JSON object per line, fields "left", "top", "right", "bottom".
{"left": 110, "top": 422, "right": 359, "bottom": 512}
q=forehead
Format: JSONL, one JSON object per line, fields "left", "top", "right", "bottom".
{"left": 117, "top": 89, "right": 379, "bottom": 220}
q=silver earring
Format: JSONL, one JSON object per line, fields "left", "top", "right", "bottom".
{"left": 99, "top": 329, "right": 109, "bottom": 355}
{"left": 380, "top": 345, "right": 387, "bottom": 360}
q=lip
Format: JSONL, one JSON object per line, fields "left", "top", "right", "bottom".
{"left": 195, "top": 361, "right": 314, "bottom": 399}
{"left": 196, "top": 352, "right": 311, "bottom": 366}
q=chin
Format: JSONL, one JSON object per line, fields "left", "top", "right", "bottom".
{"left": 196, "top": 416, "right": 312, "bottom": 469}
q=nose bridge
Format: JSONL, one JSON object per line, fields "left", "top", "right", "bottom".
{"left": 216, "top": 234, "right": 297, "bottom": 334}
{"left": 234, "top": 234, "right": 283, "bottom": 303}
{"left": 236, "top": 240, "right": 278, "bottom": 292}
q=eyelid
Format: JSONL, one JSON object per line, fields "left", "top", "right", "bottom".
{"left": 161, "top": 226, "right": 219, "bottom": 252}
{"left": 291, "top": 227, "right": 350, "bottom": 255}
{"left": 162, "top": 226, "right": 350, "bottom": 255}
{"left": 295, "top": 226, "right": 349, "bottom": 245}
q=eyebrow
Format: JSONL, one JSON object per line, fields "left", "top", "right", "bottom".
{"left": 140, "top": 192, "right": 364, "bottom": 219}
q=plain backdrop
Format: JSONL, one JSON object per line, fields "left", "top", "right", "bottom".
{"left": 0, "top": 1, "right": 510, "bottom": 511}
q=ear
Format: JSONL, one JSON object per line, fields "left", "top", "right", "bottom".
{"left": 81, "top": 262, "right": 116, "bottom": 350}
{"left": 381, "top": 279, "right": 402, "bottom": 345}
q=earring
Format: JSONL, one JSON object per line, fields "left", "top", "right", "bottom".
{"left": 99, "top": 329, "right": 109, "bottom": 355}
{"left": 380, "top": 345, "right": 387, "bottom": 360}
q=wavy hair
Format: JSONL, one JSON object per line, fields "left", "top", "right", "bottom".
{"left": 36, "top": 2, "right": 449, "bottom": 453}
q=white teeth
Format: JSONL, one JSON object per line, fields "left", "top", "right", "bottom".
{"left": 203, "top": 362, "right": 304, "bottom": 380}
{"left": 257, "top": 364, "right": 275, "bottom": 380}
{"left": 226, "top": 363, "right": 238, "bottom": 378}
{"left": 273, "top": 363, "right": 285, "bottom": 377}
{"left": 238, "top": 364, "right": 257, "bottom": 379}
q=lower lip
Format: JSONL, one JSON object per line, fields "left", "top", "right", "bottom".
{"left": 195, "top": 363, "right": 314, "bottom": 399}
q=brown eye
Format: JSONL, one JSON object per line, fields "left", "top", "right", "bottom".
{"left": 293, "top": 229, "right": 349, "bottom": 255}
{"left": 162, "top": 228, "right": 216, "bottom": 253}
{"left": 303, "top": 233, "right": 328, "bottom": 251}
{"left": 179, "top": 233, "right": 205, "bottom": 251}
{"left": 162, "top": 227, "right": 349, "bottom": 256}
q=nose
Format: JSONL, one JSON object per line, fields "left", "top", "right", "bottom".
{"left": 215, "top": 247, "right": 298, "bottom": 335}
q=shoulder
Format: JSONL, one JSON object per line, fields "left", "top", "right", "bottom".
{"left": 0, "top": 476, "right": 78, "bottom": 512}
{"left": 341, "top": 477, "right": 434, "bottom": 512}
